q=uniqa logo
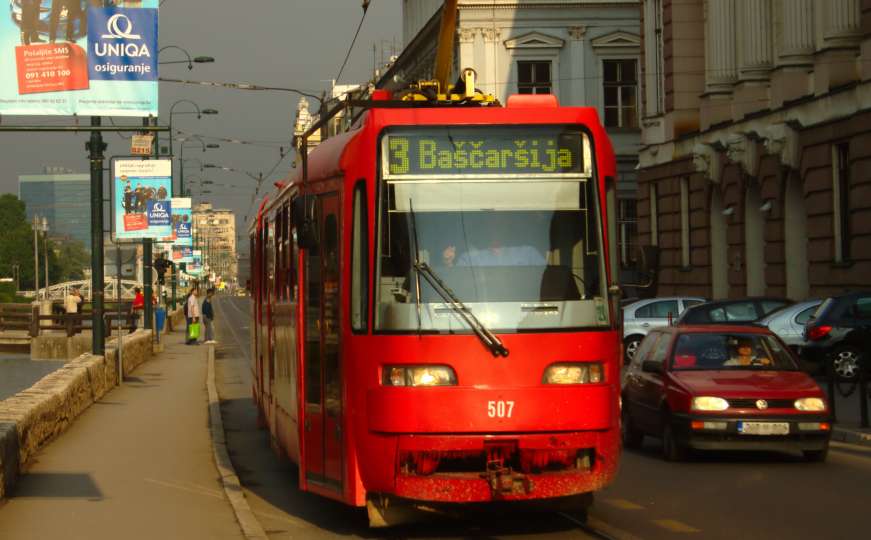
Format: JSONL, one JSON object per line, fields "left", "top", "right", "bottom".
{"left": 152, "top": 202, "right": 167, "bottom": 213}
{"left": 102, "top": 14, "right": 142, "bottom": 40}
{"left": 94, "top": 14, "right": 151, "bottom": 58}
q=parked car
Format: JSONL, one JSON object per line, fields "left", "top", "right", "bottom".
{"left": 757, "top": 299, "right": 822, "bottom": 353}
{"left": 622, "top": 297, "right": 706, "bottom": 363}
{"left": 802, "top": 292, "right": 871, "bottom": 380}
{"left": 621, "top": 325, "right": 831, "bottom": 462}
{"left": 676, "top": 297, "right": 792, "bottom": 326}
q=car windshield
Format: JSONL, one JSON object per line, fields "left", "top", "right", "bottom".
{"left": 374, "top": 126, "right": 608, "bottom": 333}
{"left": 670, "top": 333, "right": 799, "bottom": 371}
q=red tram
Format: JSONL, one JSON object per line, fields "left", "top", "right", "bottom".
{"left": 249, "top": 92, "right": 622, "bottom": 525}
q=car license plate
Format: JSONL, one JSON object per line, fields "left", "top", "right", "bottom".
{"left": 737, "top": 422, "right": 790, "bottom": 435}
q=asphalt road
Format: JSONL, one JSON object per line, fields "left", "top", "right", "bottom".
{"left": 213, "top": 296, "right": 871, "bottom": 539}
{"left": 0, "top": 354, "right": 65, "bottom": 401}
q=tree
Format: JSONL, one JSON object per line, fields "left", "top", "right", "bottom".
{"left": 51, "top": 238, "right": 90, "bottom": 282}
{"left": 0, "top": 195, "right": 37, "bottom": 290}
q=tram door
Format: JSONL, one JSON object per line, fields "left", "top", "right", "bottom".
{"left": 303, "top": 193, "right": 343, "bottom": 489}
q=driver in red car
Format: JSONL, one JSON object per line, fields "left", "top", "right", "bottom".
{"left": 724, "top": 339, "right": 771, "bottom": 367}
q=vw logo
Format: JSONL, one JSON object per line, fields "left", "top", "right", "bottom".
{"left": 102, "top": 14, "right": 142, "bottom": 40}
{"left": 755, "top": 399, "right": 768, "bottom": 410}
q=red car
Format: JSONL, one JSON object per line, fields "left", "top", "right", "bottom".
{"left": 621, "top": 325, "right": 831, "bottom": 462}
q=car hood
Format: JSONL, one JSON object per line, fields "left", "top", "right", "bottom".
{"left": 671, "top": 370, "right": 822, "bottom": 397}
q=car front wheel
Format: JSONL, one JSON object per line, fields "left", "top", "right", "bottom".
{"left": 621, "top": 406, "right": 644, "bottom": 449}
{"left": 624, "top": 336, "right": 643, "bottom": 364}
{"left": 831, "top": 346, "right": 862, "bottom": 380}
{"left": 662, "top": 420, "right": 688, "bottom": 462}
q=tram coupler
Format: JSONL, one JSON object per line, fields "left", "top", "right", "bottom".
{"left": 482, "top": 461, "right": 534, "bottom": 497}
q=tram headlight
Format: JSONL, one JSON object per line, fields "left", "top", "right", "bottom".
{"left": 382, "top": 365, "right": 457, "bottom": 387}
{"left": 543, "top": 363, "right": 604, "bottom": 384}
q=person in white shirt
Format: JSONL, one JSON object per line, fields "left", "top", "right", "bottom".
{"left": 186, "top": 289, "right": 201, "bottom": 345}
{"left": 64, "top": 286, "right": 83, "bottom": 335}
{"left": 64, "top": 287, "right": 82, "bottom": 314}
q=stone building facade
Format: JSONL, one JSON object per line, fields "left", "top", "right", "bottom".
{"left": 638, "top": 0, "right": 871, "bottom": 300}
{"left": 192, "top": 203, "right": 238, "bottom": 287}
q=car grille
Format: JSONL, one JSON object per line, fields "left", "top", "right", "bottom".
{"left": 728, "top": 398, "right": 795, "bottom": 409}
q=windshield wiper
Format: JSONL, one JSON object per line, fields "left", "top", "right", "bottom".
{"left": 414, "top": 261, "right": 510, "bottom": 357}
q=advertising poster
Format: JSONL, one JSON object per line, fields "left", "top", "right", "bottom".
{"left": 171, "top": 197, "right": 192, "bottom": 246}
{"left": 172, "top": 245, "right": 193, "bottom": 264}
{"left": 113, "top": 158, "right": 172, "bottom": 239}
{"left": 1, "top": 1, "right": 158, "bottom": 116}
{"left": 188, "top": 249, "right": 203, "bottom": 276}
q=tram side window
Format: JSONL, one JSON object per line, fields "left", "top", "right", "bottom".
{"left": 275, "top": 210, "right": 284, "bottom": 300}
{"left": 351, "top": 182, "right": 368, "bottom": 332}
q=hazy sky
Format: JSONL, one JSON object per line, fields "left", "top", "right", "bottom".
{"left": 0, "top": 0, "right": 403, "bottom": 253}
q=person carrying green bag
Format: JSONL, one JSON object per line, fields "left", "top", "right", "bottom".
{"left": 186, "top": 288, "right": 201, "bottom": 345}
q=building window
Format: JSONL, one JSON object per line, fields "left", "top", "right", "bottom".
{"left": 650, "top": 183, "right": 659, "bottom": 247}
{"left": 518, "top": 61, "right": 551, "bottom": 94}
{"left": 604, "top": 59, "right": 638, "bottom": 128}
{"left": 833, "top": 143, "right": 851, "bottom": 262}
{"left": 618, "top": 199, "right": 638, "bottom": 268}
{"left": 680, "top": 177, "right": 690, "bottom": 268}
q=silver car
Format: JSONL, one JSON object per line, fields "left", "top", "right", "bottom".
{"left": 757, "top": 299, "right": 821, "bottom": 352}
{"left": 622, "top": 296, "right": 706, "bottom": 362}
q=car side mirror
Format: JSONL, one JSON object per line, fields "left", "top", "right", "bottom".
{"left": 642, "top": 360, "right": 664, "bottom": 374}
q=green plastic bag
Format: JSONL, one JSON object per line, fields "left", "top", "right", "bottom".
{"left": 188, "top": 322, "right": 201, "bottom": 340}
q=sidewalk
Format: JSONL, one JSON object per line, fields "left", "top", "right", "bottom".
{"left": 0, "top": 331, "right": 244, "bottom": 540}
{"left": 825, "top": 380, "right": 871, "bottom": 448}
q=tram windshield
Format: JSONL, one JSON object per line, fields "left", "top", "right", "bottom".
{"left": 375, "top": 126, "right": 609, "bottom": 333}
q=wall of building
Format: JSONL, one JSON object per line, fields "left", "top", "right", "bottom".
{"left": 637, "top": 0, "right": 871, "bottom": 300}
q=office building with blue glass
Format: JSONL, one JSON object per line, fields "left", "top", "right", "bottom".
{"left": 18, "top": 174, "right": 91, "bottom": 250}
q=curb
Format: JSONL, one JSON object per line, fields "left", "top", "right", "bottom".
{"left": 831, "top": 426, "right": 871, "bottom": 448}
{"left": 205, "top": 343, "right": 269, "bottom": 540}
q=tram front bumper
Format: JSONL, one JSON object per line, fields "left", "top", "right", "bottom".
{"left": 389, "top": 431, "right": 619, "bottom": 503}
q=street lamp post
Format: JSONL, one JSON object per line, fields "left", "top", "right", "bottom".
{"left": 42, "top": 216, "right": 49, "bottom": 300}
{"left": 31, "top": 215, "right": 39, "bottom": 298}
{"left": 157, "top": 45, "right": 215, "bottom": 70}
{"left": 164, "top": 100, "right": 218, "bottom": 309}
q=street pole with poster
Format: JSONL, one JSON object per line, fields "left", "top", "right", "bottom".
{"left": 110, "top": 157, "right": 173, "bottom": 359}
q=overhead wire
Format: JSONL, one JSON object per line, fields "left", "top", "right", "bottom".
{"left": 335, "top": 1, "right": 371, "bottom": 83}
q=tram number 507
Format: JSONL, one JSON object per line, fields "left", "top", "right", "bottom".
{"left": 487, "top": 400, "right": 515, "bottom": 418}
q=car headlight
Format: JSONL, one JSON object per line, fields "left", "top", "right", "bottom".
{"left": 795, "top": 397, "right": 826, "bottom": 411}
{"left": 691, "top": 396, "right": 729, "bottom": 411}
{"left": 383, "top": 365, "right": 457, "bottom": 387}
{"left": 543, "top": 363, "right": 604, "bottom": 384}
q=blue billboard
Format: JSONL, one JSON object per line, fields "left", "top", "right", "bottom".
{"left": 1, "top": 1, "right": 158, "bottom": 116}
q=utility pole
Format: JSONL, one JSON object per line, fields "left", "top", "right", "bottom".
{"left": 143, "top": 116, "right": 156, "bottom": 330}
{"left": 88, "top": 117, "right": 107, "bottom": 355}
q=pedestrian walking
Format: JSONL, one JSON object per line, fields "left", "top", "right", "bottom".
{"left": 131, "top": 287, "right": 145, "bottom": 333}
{"left": 202, "top": 288, "right": 216, "bottom": 344}
{"left": 186, "top": 288, "right": 201, "bottom": 345}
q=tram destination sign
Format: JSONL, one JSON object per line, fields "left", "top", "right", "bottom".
{"left": 385, "top": 127, "right": 584, "bottom": 177}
